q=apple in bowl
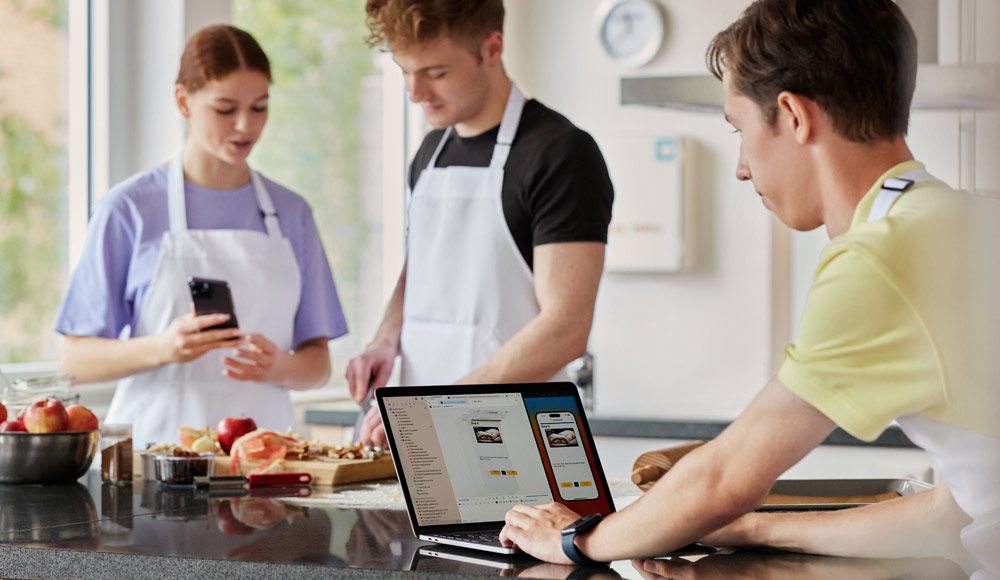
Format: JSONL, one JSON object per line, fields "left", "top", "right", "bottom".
{"left": 65, "top": 405, "right": 99, "bottom": 432}
{"left": 0, "top": 420, "right": 27, "bottom": 432}
{"left": 24, "top": 399, "right": 69, "bottom": 433}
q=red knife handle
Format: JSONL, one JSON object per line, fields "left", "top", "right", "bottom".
{"left": 247, "top": 472, "right": 312, "bottom": 486}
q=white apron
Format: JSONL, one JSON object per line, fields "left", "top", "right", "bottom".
{"left": 105, "top": 153, "right": 302, "bottom": 448}
{"left": 399, "top": 83, "right": 570, "bottom": 385}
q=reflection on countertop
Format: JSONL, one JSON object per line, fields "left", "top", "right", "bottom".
{"left": 0, "top": 470, "right": 982, "bottom": 580}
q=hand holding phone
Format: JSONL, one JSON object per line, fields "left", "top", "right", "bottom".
{"left": 188, "top": 277, "right": 239, "bottom": 331}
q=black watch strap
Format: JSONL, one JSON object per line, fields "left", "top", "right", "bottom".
{"left": 561, "top": 515, "right": 608, "bottom": 567}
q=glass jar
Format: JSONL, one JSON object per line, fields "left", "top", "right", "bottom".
{"left": 100, "top": 423, "right": 133, "bottom": 485}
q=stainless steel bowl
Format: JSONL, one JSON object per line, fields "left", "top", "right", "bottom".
{"left": 0, "top": 430, "right": 99, "bottom": 484}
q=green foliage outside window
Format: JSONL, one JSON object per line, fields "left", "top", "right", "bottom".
{"left": 0, "top": 0, "right": 67, "bottom": 363}
{"left": 233, "top": 2, "right": 379, "bottom": 351}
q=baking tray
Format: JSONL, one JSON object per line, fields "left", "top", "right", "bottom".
{"left": 758, "top": 478, "right": 933, "bottom": 511}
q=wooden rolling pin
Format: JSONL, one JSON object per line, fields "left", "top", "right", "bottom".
{"left": 631, "top": 441, "right": 902, "bottom": 507}
{"left": 631, "top": 440, "right": 706, "bottom": 491}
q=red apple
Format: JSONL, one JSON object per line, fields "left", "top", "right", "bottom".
{"left": 65, "top": 405, "right": 99, "bottom": 431}
{"left": 0, "top": 402, "right": 6, "bottom": 423}
{"left": 0, "top": 420, "right": 27, "bottom": 432}
{"left": 23, "top": 399, "right": 69, "bottom": 433}
{"left": 217, "top": 416, "right": 257, "bottom": 455}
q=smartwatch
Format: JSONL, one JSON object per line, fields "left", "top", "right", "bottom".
{"left": 561, "top": 513, "right": 608, "bottom": 567}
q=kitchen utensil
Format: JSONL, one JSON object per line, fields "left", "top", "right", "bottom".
{"left": 139, "top": 452, "right": 158, "bottom": 481}
{"left": 630, "top": 440, "right": 706, "bottom": 491}
{"left": 353, "top": 376, "right": 376, "bottom": 444}
{"left": 193, "top": 472, "right": 312, "bottom": 488}
{"left": 759, "top": 478, "right": 933, "bottom": 510}
{"left": 0, "top": 430, "right": 99, "bottom": 484}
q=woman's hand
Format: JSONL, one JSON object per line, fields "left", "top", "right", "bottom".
{"left": 224, "top": 333, "right": 288, "bottom": 383}
{"left": 158, "top": 309, "right": 242, "bottom": 365}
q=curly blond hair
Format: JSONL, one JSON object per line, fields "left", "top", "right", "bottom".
{"left": 365, "top": 0, "right": 504, "bottom": 54}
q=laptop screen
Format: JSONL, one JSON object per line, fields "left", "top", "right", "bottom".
{"left": 378, "top": 383, "right": 614, "bottom": 530}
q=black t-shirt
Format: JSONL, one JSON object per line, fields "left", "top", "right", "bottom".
{"left": 408, "top": 99, "right": 614, "bottom": 271}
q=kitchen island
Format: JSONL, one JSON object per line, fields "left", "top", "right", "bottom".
{"left": 0, "top": 471, "right": 968, "bottom": 580}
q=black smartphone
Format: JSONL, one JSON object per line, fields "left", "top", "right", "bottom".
{"left": 188, "top": 277, "right": 239, "bottom": 332}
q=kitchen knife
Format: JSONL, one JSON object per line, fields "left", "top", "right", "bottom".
{"left": 193, "top": 472, "right": 312, "bottom": 488}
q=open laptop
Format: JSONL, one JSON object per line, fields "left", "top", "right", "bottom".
{"left": 376, "top": 382, "right": 615, "bottom": 554}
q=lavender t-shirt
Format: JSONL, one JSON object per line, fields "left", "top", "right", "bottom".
{"left": 55, "top": 166, "right": 349, "bottom": 347}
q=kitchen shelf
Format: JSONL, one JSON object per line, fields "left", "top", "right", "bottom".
{"left": 621, "top": 63, "right": 1000, "bottom": 112}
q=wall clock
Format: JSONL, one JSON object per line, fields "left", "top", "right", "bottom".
{"left": 594, "top": 0, "right": 665, "bottom": 68}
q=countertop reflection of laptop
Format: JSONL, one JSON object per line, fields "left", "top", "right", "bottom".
{"left": 409, "top": 543, "right": 541, "bottom": 573}
{"left": 376, "top": 382, "right": 616, "bottom": 555}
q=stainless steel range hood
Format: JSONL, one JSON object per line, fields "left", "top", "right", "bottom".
{"left": 621, "top": 64, "right": 1000, "bottom": 113}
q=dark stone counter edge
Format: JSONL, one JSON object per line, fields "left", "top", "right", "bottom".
{"left": 305, "top": 409, "right": 915, "bottom": 448}
{"left": 0, "top": 545, "right": 445, "bottom": 580}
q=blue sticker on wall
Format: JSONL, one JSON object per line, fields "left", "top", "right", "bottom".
{"left": 655, "top": 137, "right": 678, "bottom": 162}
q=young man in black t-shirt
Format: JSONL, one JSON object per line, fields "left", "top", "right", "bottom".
{"left": 347, "top": 0, "right": 613, "bottom": 447}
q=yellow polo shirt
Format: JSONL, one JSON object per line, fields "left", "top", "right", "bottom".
{"left": 779, "top": 161, "right": 1000, "bottom": 442}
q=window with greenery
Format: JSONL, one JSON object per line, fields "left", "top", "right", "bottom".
{"left": 232, "top": 2, "right": 383, "bottom": 391}
{"left": 0, "top": 0, "right": 70, "bottom": 363}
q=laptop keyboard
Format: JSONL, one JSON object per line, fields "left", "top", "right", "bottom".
{"left": 436, "top": 531, "right": 504, "bottom": 547}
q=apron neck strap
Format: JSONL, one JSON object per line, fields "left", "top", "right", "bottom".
{"left": 167, "top": 151, "right": 283, "bottom": 237}
{"left": 250, "top": 171, "right": 283, "bottom": 237}
{"left": 490, "top": 82, "right": 525, "bottom": 170}
{"left": 167, "top": 152, "right": 188, "bottom": 232}
{"left": 423, "top": 82, "right": 526, "bottom": 171}
{"left": 427, "top": 127, "right": 453, "bottom": 168}
{"left": 868, "top": 168, "right": 942, "bottom": 222}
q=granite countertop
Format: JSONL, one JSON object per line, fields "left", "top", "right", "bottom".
{"left": 0, "top": 471, "right": 967, "bottom": 580}
{"left": 304, "top": 404, "right": 915, "bottom": 448}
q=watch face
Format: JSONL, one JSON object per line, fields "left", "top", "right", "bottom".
{"left": 595, "top": 0, "right": 664, "bottom": 67}
{"left": 569, "top": 513, "right": 603, "bottom": 534}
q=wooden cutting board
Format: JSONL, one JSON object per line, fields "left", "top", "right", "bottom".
{"left": 215, "top": 455, "right": 397, "bottom": 486}
{"left": 134, "top": 453, "right": 397, "bottom": 486}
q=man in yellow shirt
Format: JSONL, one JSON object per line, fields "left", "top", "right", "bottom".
{"left": 499, "top": 0, "right": 1000, "bottom": 576}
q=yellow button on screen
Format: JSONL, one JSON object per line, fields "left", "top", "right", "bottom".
{"left": 581, "top": 481, "right": 593, "bottom": 487}
{"left": 560, "top": 482, "right": 573, "bottom": 487}
{"left": 509, "top": 470, "right": 518, "bottom": 475}
{"left": 490, "top": 470, "right": 501, "bottom": 475}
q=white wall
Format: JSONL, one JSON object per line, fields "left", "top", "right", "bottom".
{"left": 504, "top": 0, "right": 777, "bottom": 420}
{"left": 504, "top": 1, "right": 998, "bottom": 421}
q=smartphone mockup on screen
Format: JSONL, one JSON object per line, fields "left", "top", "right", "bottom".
{"left": 536, "top": 412, "right": 599, "bottom": 500}
{"left": 188, "top": 277, "right": 239, "bottom": 331}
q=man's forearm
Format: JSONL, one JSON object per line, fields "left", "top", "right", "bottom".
{"left": 577, "top": 441, "right": 769, "bottom": 561}
{"left": 457, "top": 242, "right": 602, "bottom": 385}
{"left": 456, "top": 309, "right": 589, "bottom": 384}
{"left": 750, "top": 483, "right": 971, "bottom": 561}
{"left": 579, "top": 379, "right": 836, "bottom": 561}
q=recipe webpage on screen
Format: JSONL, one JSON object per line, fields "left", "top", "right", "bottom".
{"left": 427, "top": 393, "right": 553, "bottom": 523}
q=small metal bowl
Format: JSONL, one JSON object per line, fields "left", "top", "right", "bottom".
{"left": 154, "top": 453, "right": 215, "bottom": 486}
{"left": 0, "top": 430, "right": 99, "bottom": 484}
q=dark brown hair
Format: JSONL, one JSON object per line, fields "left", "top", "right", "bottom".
{"left": 707, "top": 0, "right": 917, "bottom": 143}
{"left": 365, "top": 0, "right": 505, "bottom": 54}
{"left": 176, "top": 25, "right": 271, "bottom": 92}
